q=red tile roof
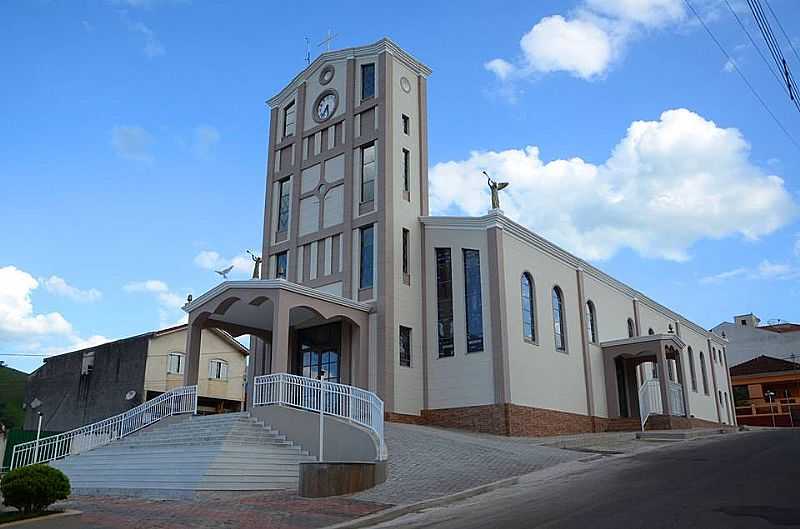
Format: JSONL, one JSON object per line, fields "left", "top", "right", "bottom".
{"left": 759, "top": 323, "right": 800, "bottom": 334}
{"left": 730, "top": 355, "right": 800, "bottom": 376}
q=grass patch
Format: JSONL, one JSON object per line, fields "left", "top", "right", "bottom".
{"left": 0, "top": 510, "right": 64, "bottom": 525}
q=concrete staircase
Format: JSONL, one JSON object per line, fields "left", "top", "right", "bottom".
{"left": 50, "top": 412, "right": 316, "bottom": 494}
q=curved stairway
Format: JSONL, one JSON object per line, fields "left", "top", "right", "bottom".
{"left": 50, "top": 412, "right": 315, "bottom": 493}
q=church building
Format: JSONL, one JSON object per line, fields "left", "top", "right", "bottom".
{"left": 181, "top": 38, "right": 734, "bottom": 435}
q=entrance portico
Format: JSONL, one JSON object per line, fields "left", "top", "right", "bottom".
{"left": 602, "top": 334, "right": 691, "bottom": 428}
{"left": 181, "top": 280, "right": 372, "bottom": 403}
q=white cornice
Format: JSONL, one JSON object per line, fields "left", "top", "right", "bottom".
{"left": 600, "top": 334, "right": 686, "bottom": 350}
{"left": 267, "top": 37, "right": 432, "bottom": 108}
{"left": 183, "top": 279, "right": 372, "bottom": 314}
{"left": 421, "top": 211, "right": 724, "bottom": 344}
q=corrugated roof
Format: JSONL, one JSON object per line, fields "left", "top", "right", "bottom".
{"left": 730, "top": 355, "right": 800, "bottom": 376}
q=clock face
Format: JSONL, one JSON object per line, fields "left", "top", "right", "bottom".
{"left": 317, "top": 93, "right": 337, "bottom": 121}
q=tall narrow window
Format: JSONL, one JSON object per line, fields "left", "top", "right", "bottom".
{"left": 399, "top": 326, "right": 411, "bottom": 367}
{"left": 283, "top": 100, "right": 296, "bottom": 137}
{"left": 435, "top": 248, "right": 454, "bottom": 357}
{"left": 275, "top": 251, "right": 288, "bottom": 280}
{"left": 552, "top": 287, "right": 566, "bottom": 351}
{"left": 627, "top": 318, "right": 635, "bottom": 338}
{"left": 208, "top": 359, "right": 228, "bottom": 380}
{"left": 402, "top": 148, "right": 410, "bottom": 193}
{"left": 521, "top": 273, "right": 536, "bottom": 342}
{"left": 688, "top": 346, "right": 698, "bottom": 391}
{"left": 167, "top": 352, "right": 185, "bottom": 374}
{"left": 81, "top": 351, "right": 95, "bottom": 375}
{"left": 585, "top": 300, "right": 598, "bottom": 343}
{"left": 463, "top": 249, "right": 484, "bottom": 353}
{"left": 700, "top": 352, "right": 709, "bottom": 394}
{"left": 360, "top": 142, "right": 376, "bottom": 203}
{"left": 361, "top": 63, "right": 375, "bottom": 100}
{"left": 360, "top": 225, "right": 374, "bottom": 289}
{"left": 402, "top": 114, "right": 410, "bottom": 134}
{"left": 402, "top": 228, "right": 410, "bottom": 278}
{"left": 277, "top": 179, "right": 290, "bottom": 232}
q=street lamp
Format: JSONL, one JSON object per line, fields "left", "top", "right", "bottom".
{"left": 765, "top": 390, "right": 776, "bottom": 428}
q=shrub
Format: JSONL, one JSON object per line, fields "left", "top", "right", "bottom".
{"left": 1, "top": 465, "right": 70, "bottom": 513}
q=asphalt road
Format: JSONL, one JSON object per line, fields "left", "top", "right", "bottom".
{"left": 373, "top": 430, "right": 800, "bottom": 529}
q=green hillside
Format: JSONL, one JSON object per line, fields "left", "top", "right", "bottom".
{"left": 0, "top": 363, "right": 28, "bottom": 429}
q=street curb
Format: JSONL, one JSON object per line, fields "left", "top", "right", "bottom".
{"left": 324, "top": 476, "right": 520, "bottom": 529}
{"left": 1, "top": 509, "right": 82, "bottom": 527}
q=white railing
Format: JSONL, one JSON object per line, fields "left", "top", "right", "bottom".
{"left": 11, "top": 385, "right": 197, "bottom": 469}
{"left": 253, "top": 373, "right": 385, "bottom": 460}
{"left": 638, "top": 378, "right": 662, "bottom": 431}
{"left": 668, "top": 380, "right": 686, "bottom": 417}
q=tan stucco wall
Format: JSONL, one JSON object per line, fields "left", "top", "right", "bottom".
{"left": 144, "top": 328, "right": 246, "bottom": 403}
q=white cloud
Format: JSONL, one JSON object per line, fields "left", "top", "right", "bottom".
{"left": 699, "top": 268, "right": 748, "bottom": 284}
{"left": 128, "top": 21, "right": 165, "bottom": 57}
{"left": 700, "top": 260, "right": 799, "bottom": 284}
{"left": 486, "top": 0, "right": 686, "bottom": 81}
{"left": 41, "top": 276, "right": 102, "bottom": 303}
{"left": 430, "top": 108, "right": 797, "bottom": 261}
{"left": 192, "top": 125, "right": 221, "bottom": 159}
{"left": 111, "top": 125, "right": 154, "bottom": 162}
{"left": 124, "top": 279, "right": 187, "bottom": 328}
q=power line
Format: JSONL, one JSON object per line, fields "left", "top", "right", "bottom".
{"left": 683, "top": 0, "right": 800, "bottom": 151}
{"left": 763, "top": 0, "right": 800, "bottom": 66}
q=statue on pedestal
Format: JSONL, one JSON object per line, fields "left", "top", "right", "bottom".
{"left": 483, "top": 171, "right": 509, "bottom": 210}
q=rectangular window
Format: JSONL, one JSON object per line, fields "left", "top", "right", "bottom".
{"left": 277, "top": 179, "right": 290, "bottom": 232}
{"left": 402, "top": 228, "right": 410, "bottom": 276}
{"left": 402, "top": 114, "right": 410, "bottom": 134}
{"left": 399, "top": 326, "right": 411, "bottom": 367}
{"left": 208, "top": 359, "right": 228, "bottom": 380}
{"left": 402, "top": 148, "right": 410, "bottom": 193}
{"left": 463, "top": 249, "right": 484, "bottom": 353}
{"left": 361, "top": 142, "right": 376, "bottom": 203}
{"left": 167, "top": 353, "right": 184, "bottom": 374}
{"left": 361, "top": 63, "right": 375, "bottom": 100}
{"left": 435, "top": 248, "right": 454, "bottom": 357}
{"left": 81, "top": 351, "right": 95, "bottom": 375}
{"left": 283, "top": 100, "right": 296, "bottom": 137}
{"left": 360, "top": 225, "right": 374, "bottom": 289}
{"left": 275, "top": 251, "right": 288, "bottom": 279}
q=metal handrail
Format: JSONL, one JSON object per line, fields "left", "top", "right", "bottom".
{"left": 638, "top": 379, "right": 662, "bottom": 431}
{"left": 11, "top": 385, "right": 197, "bottom": 469}
{"left": 253, "top": 373, "right": 385, "bottom": 460}
{"left": 667, "top": 380, "right": 685, "bottom": 417}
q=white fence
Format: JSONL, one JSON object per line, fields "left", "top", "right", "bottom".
{"left": 668, "top": 380, "right": 686, "bottom": 417}
{"left": 638, "top": 378, "right": 663, "bottom": 430}
{"left": 11, "top": 385, "right": 197, "bottom": 469}
{"left": 253, "top": 373, "right": 385, "bottom": 459}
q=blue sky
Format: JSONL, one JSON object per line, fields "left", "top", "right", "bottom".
{"left": 2, "top": 0, "right": 800, "bottom": 373}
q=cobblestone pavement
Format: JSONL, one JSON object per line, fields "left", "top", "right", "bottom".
{"left": 20, "top": 491, "right": 387, "bottom": 529}
{"left": 353, "top": 423, "right": 587, "bottom": 505}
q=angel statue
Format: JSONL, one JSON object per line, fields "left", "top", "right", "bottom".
{"left": 246, "top": 249, "right": 263, "bottom": 279}
{"left": 483, "top": 171, "right": 509, "bottom": 210}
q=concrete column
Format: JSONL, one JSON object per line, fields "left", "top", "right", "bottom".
{"left": 657, "top": 344, "right": 673, "bottom": 416}
{"left": 183, "top": 318, "right": 203, "bottom": 386}
{"left": 271, "top": 299, "right": 291, "bottom": 374}
{"left": 673, "top": 351, "right": 690, "bottom": 417}
{"left": 632, "top": 298, "right": 642, "bottom": 336}
{"left": 706, "top": 338, "right": 723, "bottom": 423}
{"left": 575, "top": 268, "right": 596, "bottom": 423}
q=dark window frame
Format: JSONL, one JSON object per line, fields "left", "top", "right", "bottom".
{"left": 360, "top": 142, "right": 376, "bottom": 203}
{"left": 463, "top": 249, "right": 484, "bottom": 353}
{"left": 402, "top": 148, "right": 410, "bottom": 193}
{"left": 399, "top": 326, "right": 412, "bottom": 367}
{"left": 361, "top": 63, "right": 375, "bottom": 100}
{"left": 283, "top": 100, "right": 296, "bottom": 137}
{"left": 275, "top": 251, "right": 288, "bottom": 280}
{"left": 402, "top": 114, "right": 410, "bottom": 134}
{"left": 402, "top": 228, "right": 410, "bottom": 276}
{"left": 552, "top": 286, "right": 566, "bottom": 352}
{"left": 359, "top": 225, "right": 374, "bottom": 289}
{"left": 521, "top": 273, "right": 536, "bottom": 343}
{"left": 585, "top": 300, "right": 598, "bottom": 343}
{"left": 435, "top": 248, "right": 455, "bottom": 358}
{"left": 276, "top": 178, "right": 291, "bottom": 233}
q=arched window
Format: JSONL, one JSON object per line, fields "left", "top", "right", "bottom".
{"left": 585, "top": 300, "right": 598, "bottom": 343}
{"left": 687, "top": 347, "right": 697, "bottom": 392}
{"left": 167, "top": 352, "right": 185, "bottom": 374}
{"left": 520, "top": 273, "right": 536, "bottom": 342}
{"left": 648, "top": 328, "right": 655, "bottom": 336}
{"left": 700, "top": 352, "right": 709, "bottom": 395}
{"left": 712, "top": 347, "right": 717, "bottom": 364}
{"left": 208, "top": 358, "right": 229, "bottom": 380}
{"left": 627, "top": 318, "right": 635, "bottom": 338}
{"left": 552, "top": 286, "right": 566, "bottom": 351}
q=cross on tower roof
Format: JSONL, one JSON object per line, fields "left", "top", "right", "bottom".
{"left": 318, "top": 29, "right": 339, "bottom": 51}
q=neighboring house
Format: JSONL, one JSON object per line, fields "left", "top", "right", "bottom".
{"left": 712, "top": 314, "right": 800, "bottom": 367}
{"left": 175, "top": 38, "right": 734, "bottom": 435}
{"left": 730, "top": 355, "right": 800, "bottom": 427}
{"left": 24, "top": 325, "right": 247, "bottom": 432}
{"left": 0, "top": 363, "right": 27, "bottom": 430}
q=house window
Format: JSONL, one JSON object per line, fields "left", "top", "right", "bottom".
{"left": 208, "top": 359, "right": 229, "bottom": 380}
{"left": 700, "top": 352, "right": 709, "bottom": 394}
{"left": 402, "top": 114, "right": 410, "bottom": 134}
{"left": 283, "top": 100, "right": 296, "bottom": 137}
{"left": 521, "top": 273, "right": 536, "bottom": 342}
{"left": 552, "top": 287, "right": 566, "bottom": 351}
{"left": 688, "top": 346, "right": 698, "bottom": 392}
{"left": 275, "top": 251, "right": 288, "bottom": 280}
{"left": 463, "top": 249, "right": 484, "bottom": 353}
{"left": 435, "top": 248, "right": 454, "bottom": 357}
{"left": 360, "top": 225, "right": 374, "bottom": 289}
{"left": 360, "top": 142, "right": 376, "bottom": 203}
{"left": 402, "top": 228, "right": 410, "bottom": 277}
{"left": 402, "top": 148, "right": 410, "bottom": 193}
{"left": 277, "top": 179, "right": 290, "bottom": 232}
{"left": 627, "top": 318, "right": 635, "bottom": 338}
{"left": 399, "top": 326, "right": 411, "bottom": 367}
{"left": 81, "top": 351, "right": 95, "bottom": 375}
{"left": 361, "top": 63, "right": 375, "bottom": 100}
{"left": 585, "top": 300, "right": 598, "bottom": 343}
{"left": 167, "top": 352, "right": 184, "bottom": 374}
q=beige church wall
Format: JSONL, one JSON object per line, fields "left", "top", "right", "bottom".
{"left": 680, "top": 325, "right": 723, "bottom": 423}
{"left": 501, "top": 231, "right": 589, "bottom": 417}
{"left": 423, "top": 226, "right": 495, "bottom": 410}
{"left": 302, "top": 58, "right": 348, "bottom": 132}
{"left": 587, "top": 343, "right": 609, "bottom": 418}
{"left": 144, "top": 329, "right": 246, "bottom": 404}
{"left": 637, "top": 303, "right": 675, "bottom": 336}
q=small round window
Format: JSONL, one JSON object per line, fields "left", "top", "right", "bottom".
{"left": 319, "top": 65, "right": 335, "bottom": 86}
